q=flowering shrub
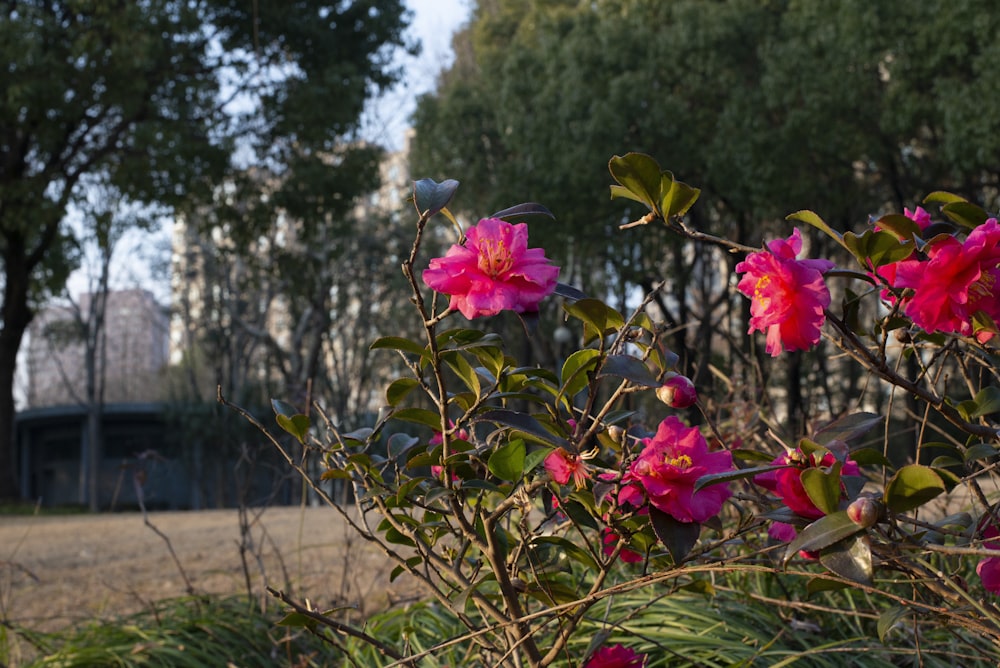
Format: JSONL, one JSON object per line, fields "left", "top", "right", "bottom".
{"left": 247, "top": 154, "right": 1000, "bottom": 666}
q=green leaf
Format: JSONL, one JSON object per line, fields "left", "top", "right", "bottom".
{"left": 370, "top": 336, "right": 426, "bottom": 357}
{"left": 442, "top": 350, "right": 481, "bottom": 397}
{"left": 872, "top": 214, "right": 921, "bottom": 242}
{"left": 553, "top": 282, "right": 588, "bottom": 301}
{"left": 693, "top": 464, "right": 790, "bottom": 493}
{"left": 818, "top": 533, "right": 872, "bottom": 585}
{"left": 387, "top": 433, "right": 420, "bottom": 461}
{"left": 599, "top": 354, "right": 660, "bottom": 387}
{"left": 806, "top": 578, "right": 851, "bottom": 596}
{"left": 923, "top": 191, "right": 966, "bottom": 206}
{"left": 563, "top": 298, "right": 624, "bottom": 344}
{"left": 800, "top": 461, "right": 843, "bottom": 516}
{"left": 971, "top": 386, "right": 1000, "bottom": 417}
{"left": 531, "top": 535, "right": 599, "bottom": 570}
{"left": 413, "top": 178, "right": 459, "bottom": 217}
{"left": 490, "top": 201, "right": 555, "bottom": 220}
{"left": 608, "top": 153, "right": 662, "bottom": 212}
{"left": 848, "top": 447, "right": 891, "bottom": 467}
{"left": 392, "top": 407, "right": 445, "bottom": 431}
{"left": 476, "top": 409, "right": 568, "bottom": 448}
{"left": 941, "top": 200, "right": 988, "bottom": 230}
{"left": 965, "top": 442, "right": 999, "bottom": 462}
{"left": 275, "top": 414, "right": 310, "bottom": 444}
{"left": 811, "top": 412, "right": 883, "bottom": 445}
{"left": 488, "top": 438, "right": 526, "bottom": 481}
{"left": 843, "top": 229, "right": 915, "bottom": 268}
{"left": 786, "top": 210, "right": 846, "bottom": 248}
{"left": 877, "top": 606, "right": 913, "bottom": 642}
{"left": 783, "top": 511, "right": 863, "bottom": 566}
{"left": 648, "top": 506, "right": 700, "bottom": 564}
{"left": 386, "top": 377, "right": 419, "bottom": 406}
{"left": 561, "top": 348, "right": 601, "bottom": 398}
{"left": 659, "top": 173, "right": 700, "bottom": 218}
{"left": 524, "top": 446, "right": 554, "bottom": 475}
{"left": 271, "top": 399, "right": 300, "bottom": 418}
{"left": 276, "top": 612, "right": 317, "bottom": 629}
{"left": 885, "top": 464, "right": 945, "bottom": 513}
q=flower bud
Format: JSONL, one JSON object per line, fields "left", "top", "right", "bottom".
{"left": 656, "top": 373, "right": 698, "bottom": 408}
{"left": 846, "top": 496, "right": 881, "bottom": 528}
{"left": 607, "top": 425, "right": 626, "bottom": 444}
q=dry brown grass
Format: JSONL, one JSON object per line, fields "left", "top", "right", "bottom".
{"left": 0, "top": 506, "right": 414, "bottom": 632}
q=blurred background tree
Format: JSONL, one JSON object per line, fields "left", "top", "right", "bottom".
{"left": 0, "top": 0, "right": 413, "bottom": 500}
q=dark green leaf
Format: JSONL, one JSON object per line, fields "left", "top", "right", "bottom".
{"left": 553, "top": 282, "right": 588, "bottom": 301}
{"left": 818, "top": 533, "right": 872, "bottom": 585}
{"left": 848, "top": 448, "right": 891, "bottom": 467}
{"left": 806, "top": 578, "right": 851, "bottom": 596}
{"left": 532, "top": 535, "right": 599, "bottom": 570}
{"left": 649, "top": 506, "right": 700, "bottom": 564}
{"left": 561, "top": 348, "right": 601, "bottom": 398}
{"left": 783, "top": 511, "right": 863, "bottom": 566}
{"left": 693, "top": 464, "right": 789, "bottom": 493}
{"left": 873, "top": 214, "right": 921, "bottom": 242}
{"left": 965, "top": 442, "right": 999, "bottom": 462}
{"left": 608, "top": 153, "right": 662, "bottom": 212}
{"left": 599, "top": 354, "right": 659, "bottom": 387}
{"left": 476, "top": 409, "right": 568, "bottom": 448}
{"left": 490, "top": 202, "right": 554, "bottom": 220}
{"left": 659, "top": 174, "right": 700, "bottom": 218}
{"left": 387, "top": 433, "right": 420, "bottom": 460}
{"left": 488, "top": 439, "right": 526, "bottom": 481}
{"left": 563, "top": 298, "right": 624, "bottom": 344}
{"left": 524, "top": 446, "right": 554, "bottom": 475}
{"left": 413, "top": 178, "right": 459, "bottom": 217}
{"left": 812, "top": 412, "right": 883, "bottom": 445}
{"left": 941, "top": 200, "right": 988, "bottom": 229}
{"left": 877, "top": 606, "right": 913, "bottom": 642}
{"left": 386, "top": 378, "right": 419, "bottom": 407}
{"left": 370, "top": 336, "right": 426, "bottom": 357}
{"left": 392, "top": 408, "right": 445, "bottom": 431}
{"left": 971, "top": 386, "right": 1000, "bottom": 417}
{"left": 885, "top": 464, "right": 945, "bottom": 513}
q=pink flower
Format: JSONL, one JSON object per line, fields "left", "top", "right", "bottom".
{"left": 755, "top": 447, "right": 860, "bottom": 520}
{"left": 873, "top": 207, "right": 933, "bottom": 301}
{"left": 544, "top": 447, "right": 590, "bottom": 489}
{"left": 422, "top": 218, "right": 559, "bottom": 319}
{"left": 602, "top": 528, "right": 644, "bottom": 564}
{"left": 894, "top": 218, "right": 1000, "bottom": 340}
{"left": 735, "top": 228, "right": 835, "bottom": 356}
{"left": 430, "top": 423, "right": 469, "bottom": 479}
{"left": 584, "top": 644, "right": 647, "bottom": 668}
{"left": 619, "top": 417, "right": 733, "bottom": 523}
{"left": 977, "top": 523, "right": 1000, "bottom": 595}
{"left": 655, "top": 373, "right": 698, "bottom": 408}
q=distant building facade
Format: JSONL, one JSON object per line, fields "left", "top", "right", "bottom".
{"left": 25, "top": 288, "right": 169, "bottom": 407}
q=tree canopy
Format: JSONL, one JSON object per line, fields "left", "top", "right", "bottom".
{"left": 0, "top": 0, "right": 413, "bottom": 499}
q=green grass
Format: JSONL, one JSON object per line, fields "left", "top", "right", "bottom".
{"left": 8, "top": 596, "right": 338, "bottom": 668}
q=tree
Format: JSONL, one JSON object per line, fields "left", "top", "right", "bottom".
{"left": 411, "top": 0, "right": 1000, "bottom": 439}
{"left": 0, "top": 0, "right": 413, "bottom": 499}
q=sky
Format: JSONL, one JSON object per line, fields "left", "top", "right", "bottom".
{"left": 362, "top": 0, "right": 472, "bottom": 150}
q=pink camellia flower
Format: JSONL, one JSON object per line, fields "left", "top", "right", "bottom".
{"left": 735, "top": 228, "right": 836, "bottom": 357}
{"left": 755, "top": 446, "right": 861, "bottom": 520}
{"left": 601, "top": 528, "right": 644, "bottom": 564}
{"left": 977, "top": 523, "right": 1000, "bottom": 595}
{"left": 584, "top": 644, "right": 647, "bottom": 668}
{"left": 618, "top": 417, "right": 733, "bottom": 524}
{"left": 544, "top": 447, "right": 590, "bottom": 489}
{"left": 655, "top": 372, "right": 698, "bottom": 408}
{"left": 422, "top": 218, "right": 560, "bottom": 319}
{"left": 873, "top": 206, "right": 933, "bottom": 302}
{"left": 430, "top": 423, "right": 469, "bottom": 479}
{"left": 894, "top": 218, "right": 1000, "bottom": 341}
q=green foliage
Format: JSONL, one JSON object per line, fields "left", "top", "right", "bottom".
{"left": 18, "top": 597, "right": 338, "bottom": 667}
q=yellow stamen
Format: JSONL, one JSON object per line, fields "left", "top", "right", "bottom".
{"left": 665, "top": 454, "right": 692, "bottom": 469}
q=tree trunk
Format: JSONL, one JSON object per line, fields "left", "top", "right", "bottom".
{"left": 0, "top": 246, "right": 32, "bottom": 500}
